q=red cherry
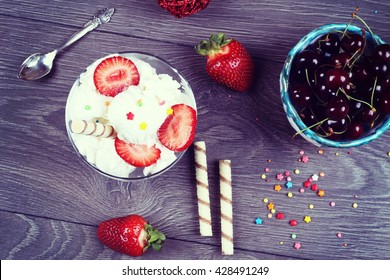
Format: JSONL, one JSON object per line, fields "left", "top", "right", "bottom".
{"left": 326, "top": 95, "right": 350, "bottom": 120}
{"left": 341, "top": 33, "right": 365, "bottom": 53}
{"left": 330, "top": 52, "right": 351, "bottom": 66}
{"left": 373, "top": 44, "right": 390, "bottom": 64}
{"left": 375, "top": 92, "right": 390, "bottom": 113}
{"left": 319, "top": 33, "right": 341, "bottom": 54}
{"left": 325, "top": 68, "right": 350, "bottom": 90}
{"left": 289, "top": 84, "right": 314, "bottom": 107}
{"left": 345, "top": 121, "right": 364, "bottom": 139}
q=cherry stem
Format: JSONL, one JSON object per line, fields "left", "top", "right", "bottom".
{"left": 348, "top": 47, "right": 364, "bottom": 69}
{"left": 353, "top": 14, "right": 380, "bottom": 45}
{"left": 305, "top": 68, "right": 312, "bottom": 87}
{"left": 342, "top": 17, "right": 354, "bottom": 40}
{"left": 340, "top": 87, "right": 373, "bottom": 109}
{"left": 370, "top": 76, "right": 378, "bottom": 107}
{"left": 294, "top": 117, "right": 329, "bottom": 138}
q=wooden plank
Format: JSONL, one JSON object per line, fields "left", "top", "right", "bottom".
{"left": 1, "top": 1, "right": 390, "bottom": 260}
{"left": 0, "top": 211, "right": 290, "bottom": 259}
{"left": 0, "top": 0, "right": 389, "bottom": 61}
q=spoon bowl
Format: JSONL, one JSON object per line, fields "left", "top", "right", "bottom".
{"left": 18, "top": 51, "right": 56, "bottom": 80}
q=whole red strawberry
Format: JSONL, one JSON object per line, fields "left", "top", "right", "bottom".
{"left": 196, "top": 33, "right": 255, "bottom": 92}
{"left": 97, "top": 214, "right": 165, "bottom": 257}
{"left": 158, "top": 0, "right": 210, "bottom": 18}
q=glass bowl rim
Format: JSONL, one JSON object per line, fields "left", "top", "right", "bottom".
{"left": 65, "top": 51, "right": 196, "bottom": 181}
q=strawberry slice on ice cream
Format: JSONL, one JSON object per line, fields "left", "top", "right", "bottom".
{"left": 114, "top": 138, "right": 161, "bottom": 168}
{"left": 93, "top": 56, "right": 140, "bottom": 97}
{"left": 158, "top": 104, "right": 197, "bottom": 152}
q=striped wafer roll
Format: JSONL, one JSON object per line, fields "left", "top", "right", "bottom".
{"left": 194, "top": 141, "right": 212, "bottom": 236}
{"left": 219, "top": 159, "right": 233, "bottom": 255}
{"left": 70, "top": 120, "right": 117, "bottom": 138}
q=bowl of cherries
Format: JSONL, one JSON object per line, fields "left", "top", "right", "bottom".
{"left": 281, "top": 17, "right": 390, "bottom": 147}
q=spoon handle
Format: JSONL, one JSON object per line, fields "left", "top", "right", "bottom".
{"left": 56, "top": 8, "right": 115, "bottom": 53}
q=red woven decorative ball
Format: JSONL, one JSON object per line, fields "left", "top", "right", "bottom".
{"left": 158, "top": 0, "right": 210, "bottom": 18}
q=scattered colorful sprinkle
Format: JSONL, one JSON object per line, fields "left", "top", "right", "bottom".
{"left": 294, "top": 169, "right": 300, "bottom": 175}
{"left": 330, "top": 201, "right": 336, "bottom": 207}
{"left": 352, "top": 202, "right": 358, "bottom": 208}
{"left": 255, "top": 218, "right": 263, "bottom": 225}
{"left": 276, "top": 174, "right": 284, "bottom": 181}
{"left": 319, "top": 171, "right": 325, "bottom": 177}
{"left": 303, "top": 181, "right": 311, "bottom": 188}
{"left": 126, "top": 112, "right": 135, "bottom": 120}
{"left": 139, "top": 122, "right": 147, "bottom": 130}
{"left": 291, "top": 233, "right": 297, "bottom": 239}
{"left": 263, "top": 198, "right": 269, "bottom": 203}
{"left": 311, "top": 174, "right": 319, "bottom": 181}
{"left": 137, "top": 99, "right": 143, "bottom": 107}
{"left": 261, "top": 174, "right": 267, "bottom": 179}
{"left": 289, "top": 220, "right": 298, "bottom": 227}
{"left": 84, "top": 105, "right": 91, "bottom": 110}
{"left": 274, "top": 184, "right": 282, "bottom": 192}
{"left": 287, "top": 192, "right": 293, "bottom": 198}
{"left": 299, "top": 150, "right": 305, "bottom": 155}
{"left": 267, "top": 213, "right": 273, "bottom": 219}
{"left": 317, "top": 149, "right": 324, "bottom": 154}
{"left": 284, "top": 171, "right": 290, "bottom": 176}
{"left": 299, "top": 188, "right": 305, "bottom": 193}
{"left": 265, "top": 167, "right": 270, "bottom": 172}
{"left": 317, "top": 190, "right": 325, "bottom": 197}
{"left": 276, "top": 213, "right": 285, "bottom": 220}
{"left": 286, "top": 176, "right": 292, "bottom": 182}
{"left": 167, "top": 107, "right": 174, "bottom": 115}
{"left": 308, "top": 204, "right": 314, "bottom": 209}
{"left": 105, "top": 101, "right": 110, "bottom": 107}
{"left": 300, "top": 156, "right": 309, "bottom": 163}
{"left": 336, "top": 233, "right": 343, "bottom": 238}
{"left": 267, "top": 203, "right": 275, "bottom": 210}
{"left": 303, "top": 216, "right": 311, "bottom": 223}
{"left": 285, "top": 181, "right": 293, "bottom": 189}
{"left": 343, "top": 243, "right": 348, "bottom": 247}
{"left": 387, "top": 152, "right": 390, "bottom": 157}
{"left": 311, "top": 184, "right": 318, "bottom": 191}
{"left": 271, "top": 209, "right": 276, "bottom": 214}
{"left": 293, "top": 242, "right": 301, "bottom": 250}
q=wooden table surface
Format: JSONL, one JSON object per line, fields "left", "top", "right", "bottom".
{"left": 1, "top": 0, "right": 390, "bottom": 260}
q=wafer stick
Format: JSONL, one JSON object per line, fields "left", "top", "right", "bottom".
{"left": 70, "top": 120, "right": 117, "bottom": 138}
{"left": 219, "top": 159, "right": 233, "bottom": 255}
{"left": 194, "top": 141, "right": 212, "bottom": 237}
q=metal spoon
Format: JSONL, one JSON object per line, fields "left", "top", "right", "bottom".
{"left": 18, "top": 8, "right": 115, "bottom": 81}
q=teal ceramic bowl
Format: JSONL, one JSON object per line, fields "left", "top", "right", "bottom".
{"left": 280, "top": 23, "right": 390, "bottom": 147}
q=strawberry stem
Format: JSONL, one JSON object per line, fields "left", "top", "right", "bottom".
{"left": 145, "top": 224, "right": 166, "bottom": 252}
{"left": 196, "top": 33, "right": 232, "bottom": 56}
